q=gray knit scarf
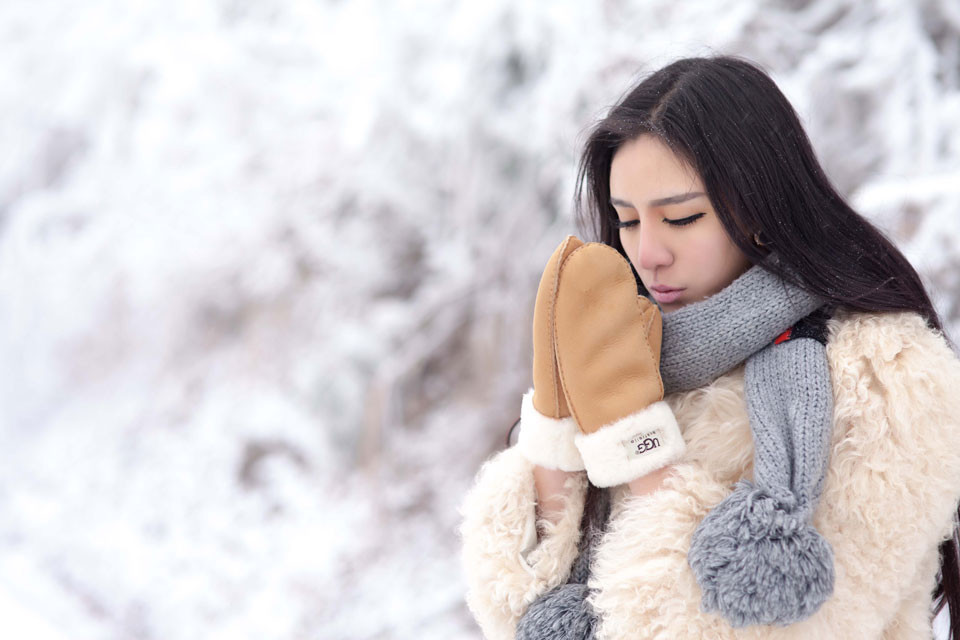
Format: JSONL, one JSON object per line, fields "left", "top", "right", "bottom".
{"left": 516, "top": 251, "right": 837, "bottom": 638}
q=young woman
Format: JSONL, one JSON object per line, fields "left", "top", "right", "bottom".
{"left": 458, "top": 55, "right": 960, "bottom": 639}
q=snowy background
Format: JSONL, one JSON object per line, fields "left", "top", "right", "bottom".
{"left": 2, "top": 0, "right": 960, "bottom": 638}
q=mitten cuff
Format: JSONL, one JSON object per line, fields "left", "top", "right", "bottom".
{"left": 574, "top": 400, "right": 685, "bottom": 487}
{"left": 517, "top": 387, "right": 585, "bottom": 472}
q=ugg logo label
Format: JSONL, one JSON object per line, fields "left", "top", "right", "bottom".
{"left": 622, "top": 430, "right": 662, "bottom": 458}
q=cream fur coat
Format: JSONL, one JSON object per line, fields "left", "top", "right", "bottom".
{"left": 458, "top": 309, "right": 960, "bottom": 639}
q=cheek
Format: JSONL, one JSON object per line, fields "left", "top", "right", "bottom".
{"left": 685, "top": 229, "right": 745, "bottom": 284}
{"left": 684, "top": 230, "right": 730, "bottom": 269}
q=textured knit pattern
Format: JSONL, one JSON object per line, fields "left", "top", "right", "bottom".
{"left": 655, "top": 256, "right": 837, "bottom": 627}
{"left": 659, "top": 253, "right": 825, "bottom": 393}
{"left": 686, "top": 308, "right": 836, "bottom": 626}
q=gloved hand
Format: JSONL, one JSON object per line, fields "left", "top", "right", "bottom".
{"left": 553, "top": 241, "right": 686, "bottom": 487}
{"left": 516, "top": 235, "right": 587, "bottom": 472}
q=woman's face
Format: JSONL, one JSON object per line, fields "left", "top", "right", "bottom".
{"left": 608, "top": 135, "right": 752, "bottom": 313}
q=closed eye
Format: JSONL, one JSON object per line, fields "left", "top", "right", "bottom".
{"left": 612, "top": 212, "right": 706, "bottom": 229}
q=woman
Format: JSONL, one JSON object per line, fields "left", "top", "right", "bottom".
{"left": 458, "top": 55, "right": 960, "bottom": 639}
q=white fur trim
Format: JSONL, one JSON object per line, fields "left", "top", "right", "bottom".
{"left": 574, "top": 400, "right": 685, "bottom": 487}
{"left": 517, "top": 387, "right": 585, "bottom": 471}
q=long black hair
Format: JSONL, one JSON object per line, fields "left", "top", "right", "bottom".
{"left": 506, "top": 54, "right": 960, "bottom": 635}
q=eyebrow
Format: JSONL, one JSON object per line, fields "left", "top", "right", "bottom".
{"left": 610, "top": 191, "right": 706, "bottom": 208}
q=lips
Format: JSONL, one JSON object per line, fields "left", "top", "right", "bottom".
{"left": 649, "top": 285, "right": 682, "bottom": 293}
{"left": 649, "top": 285, "right": 685, "bottom": 304}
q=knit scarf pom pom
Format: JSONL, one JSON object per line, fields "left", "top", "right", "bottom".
{"left": 515, "top": 583, "right": 598, "bottom": 640}
{"left": 687, "top": 479, "right": 836, "bottom": 628}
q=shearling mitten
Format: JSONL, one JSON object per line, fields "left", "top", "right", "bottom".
{"left": 517, "top": 235, "right": 586, "bottom": 471}
{"left": 552, "top": 242, "right": 686, "bottom": 488}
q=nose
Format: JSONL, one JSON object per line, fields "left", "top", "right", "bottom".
{"left": 630, "top": 219, "right": 673, "bottom": 273}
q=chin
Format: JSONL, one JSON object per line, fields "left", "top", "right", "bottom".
{"left": 657, "top": 300, "right": 685, "bottom": 313}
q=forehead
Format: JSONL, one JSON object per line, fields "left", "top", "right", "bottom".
{"left": 610, "top": 136, "right": 702, "bottom": 194}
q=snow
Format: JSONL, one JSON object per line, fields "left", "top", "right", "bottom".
{"left": 1, "top": 0, "right": 959, "bottom": 638}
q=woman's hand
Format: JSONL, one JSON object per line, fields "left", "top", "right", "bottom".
{"left": 627, "top": 464, "right": 679, "bottom": 498}
{"left": 533, "top": 465, "right": 582, "bottom": 531}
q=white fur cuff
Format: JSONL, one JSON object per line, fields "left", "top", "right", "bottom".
{"left": 517, "top": 387, "right": 585, "bottom": 471}
{"left": 574, "top": 400, "right": 685, "bottom": 487}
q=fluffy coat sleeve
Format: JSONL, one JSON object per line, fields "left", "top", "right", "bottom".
{"left": 585, "top": 310, "right": 960, "bottom": 639}
{"left": 458, "top": 445, "right": 590, "bottom": 640}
